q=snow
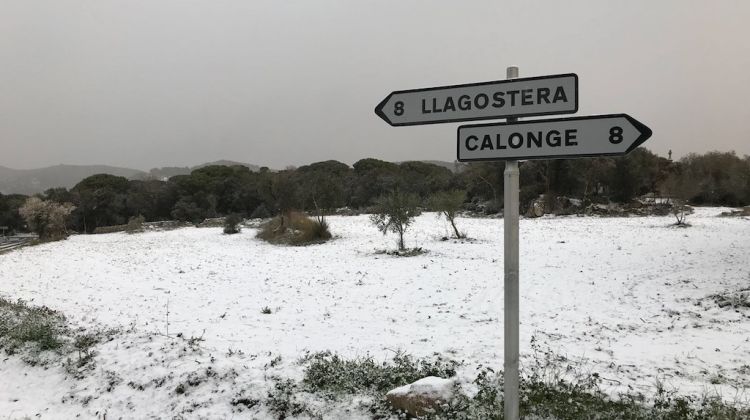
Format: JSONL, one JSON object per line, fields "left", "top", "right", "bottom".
{"left": 1, "top": 208, "right": 749, "bottom": 417}
{"left": 387, "top": 376, "right": 455, "bottom": 400}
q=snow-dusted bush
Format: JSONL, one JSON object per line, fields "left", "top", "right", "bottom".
{"left": 293, "top": 349, "right": 750, "bottom": 419}
{"left": 302, "top": 351, "right": 458, "bottom": 395}
{"left": 0, "top": 298, "right": 66, "bottom": 353}
{"left": 18, "top": 197, "right": 75, "bottom": 240}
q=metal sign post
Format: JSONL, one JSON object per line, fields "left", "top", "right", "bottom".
{"left": 503, "top": 66, "right": 521, "bottom": 420}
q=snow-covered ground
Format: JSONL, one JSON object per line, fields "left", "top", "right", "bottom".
{"left": 1, "top": 208, "right": 749, "bottom": 418}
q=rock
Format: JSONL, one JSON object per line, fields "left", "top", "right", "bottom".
{"left": 386, "top": 376, "right": 456, "bottom": 417}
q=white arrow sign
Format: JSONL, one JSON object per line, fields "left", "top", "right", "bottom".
{"left": 375, "top": 74, "right": 577, "bottom": 126}
{"left": 457, "top": 114, "right": 652, "bottom": 162}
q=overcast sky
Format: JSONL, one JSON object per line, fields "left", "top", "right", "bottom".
{"left": 1, "top": 1, "right": 749, "bottom": 170}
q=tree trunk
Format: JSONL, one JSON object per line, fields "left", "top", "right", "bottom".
{"left": 275, "top": 211, "right": 287, "bottom": 233}
{"left": 674, "top": 204, "right": 686, "bottom": 225}
{"left": 449, "top": 216, "right": 461, "bottom": 239}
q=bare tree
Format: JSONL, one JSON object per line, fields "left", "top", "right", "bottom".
{"left": 660, "top": 173, "right": 699, "bottom": 226}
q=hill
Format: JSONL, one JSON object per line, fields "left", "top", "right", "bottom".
{"left": 0, "top": 159, "right": 458, "bottom": 195}
{"left": 0, "top": 161, "right": 265, "bottom": 195}
{"left": 0, "top": 164, "right": 147, "bottom": 195}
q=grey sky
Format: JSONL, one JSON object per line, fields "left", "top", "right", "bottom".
{"left": 1, "top": 0, "right": 748, "bottom": 170}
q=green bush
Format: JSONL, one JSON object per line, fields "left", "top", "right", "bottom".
{"left": 250, "top": 203, "right": 271, "bottom": 219}
{"left": 223, "top": 214, "right": 242, "bottom": 234}
{"left": 0, "top": 298, "right": 66, "bottom": 352}
{"left": 370, "top": 190, "right": 422, "bottom": 250}
{"left": 302, "top": 351, "right": 459, "bottom": 394}
{"left": 266, "top": 378, "right": 308, "bottom": 418}
{"left": 290, "top": 349, "right": 750, "bottom": 420}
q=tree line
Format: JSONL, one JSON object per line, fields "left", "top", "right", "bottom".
{"left": 1, "top": 149, "right": 748, "bottom": 236}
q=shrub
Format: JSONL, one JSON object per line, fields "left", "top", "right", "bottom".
{"left": 125, "top": 215, "right": 145, "bottom": 233}
{"left": 10, "top": 314, "right": 63, "bottom": 351}
{"left": 256, "top": 211, "right": 331, "bottom": 246}
{"left": 266, "top": 378, "right": 308, "bottom": 418}
{"left": 0, "top": 298, "right": 114, "bottom": 375}
{"left": 223, "top": 214, "right": 242, "bottom": 234}
{"left": 303, "top": 351, "right": 459, "bottom": 395}
{"left": 170, "top": 198, "right": 206, "bottom": 225}
{"left": 0, "top": 298, "right": 67, "bottom": 353}
{"left": 293, "top": 349, "right": 750, "bottom": 420}
{"left": 370, "top": 191, "right": 422, "bottom": 250}
{"left": 660, "top": 171, "right": 699, "bottom": 226}
{"left": 429, "top": 190, "right": 466, "bottom": 239}
{"left": 18, "top": 197, "right": 75, "bottom": 240}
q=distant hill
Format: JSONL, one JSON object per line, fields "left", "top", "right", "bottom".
{"left": 0, "top": 164, "right": 147, "bottom": 195}
{"left": 0, "top": 161, "right": 265, "bottom": 195}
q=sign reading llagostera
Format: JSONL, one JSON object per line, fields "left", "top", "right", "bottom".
{"left": 375, "top": 74, "right": 577, "bottom": 126}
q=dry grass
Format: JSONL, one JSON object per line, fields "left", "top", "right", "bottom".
{"left": 256, "top": 211, "right": 331, "bottom": 246}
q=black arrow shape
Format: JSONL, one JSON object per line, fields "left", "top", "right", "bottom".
{"left": 622, "top": 114, "right": 653, "bottom": 153}
{"left": 374, "top": 93, "right": 394, "bottom": 125}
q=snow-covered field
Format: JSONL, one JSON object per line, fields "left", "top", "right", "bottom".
{"left": 1, "top": 208, "right": 749, "bottom": 418}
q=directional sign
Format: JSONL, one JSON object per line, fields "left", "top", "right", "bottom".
{"left": 457, "top": 114, "right": 652, "bottom": 162}
{"left": 375, "top": 74, "right": 578, "bottom": 126}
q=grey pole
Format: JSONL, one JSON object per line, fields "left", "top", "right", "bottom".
{"left": 503, "top": 65, "right": 520, "bottom": 420}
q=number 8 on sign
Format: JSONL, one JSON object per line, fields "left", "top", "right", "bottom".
{"left": 609, "top": 126, "right": 623, "bottom": 144}
{"left": 394, "top": 101, "right": 404, "bottom": 116}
